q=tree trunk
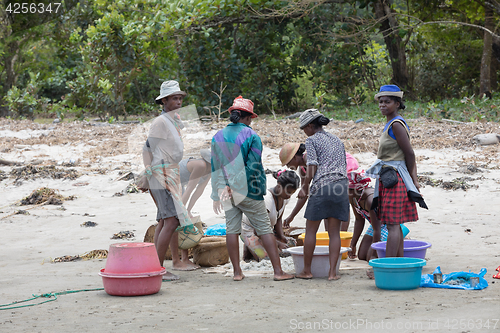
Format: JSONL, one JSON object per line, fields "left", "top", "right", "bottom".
{"left": 1, "top": 40, "right": 21, "bottom": 117}
{"left": 481, "top": 5, "right": 495, "bottom": 97}
{"left": 374, "top": 0, "right": 409, "bottom": 92}
{"left": 3, "top": 40, "right": 20, "bottom": 95}
{"left": 491, "top": 49, "right": 498, "bottom": 92}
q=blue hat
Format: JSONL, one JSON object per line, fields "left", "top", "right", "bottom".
{"left": 374, "top": 84, "right": 404, "bottom": 100}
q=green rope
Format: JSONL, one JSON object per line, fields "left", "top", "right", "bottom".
{"left": 0, "top": 288, "right": 104, "bottom": 310}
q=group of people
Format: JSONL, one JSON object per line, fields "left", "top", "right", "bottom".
{"left": 141, "top": 80, "right": 427, "bottom": 282}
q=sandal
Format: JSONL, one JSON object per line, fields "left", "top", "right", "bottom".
{"left": 493, "top": 272, "right": 500, "bottom": 279}
{"left": 496, "top": 265, "right": 500, "bottom": 272}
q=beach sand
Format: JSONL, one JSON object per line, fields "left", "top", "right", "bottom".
{"left": 1, "top": 118, "right": 499, "bottom": 332}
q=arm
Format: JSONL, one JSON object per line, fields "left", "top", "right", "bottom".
{"left": 349, "top": 193, "right": 366, "bottom": 251}
{"left": 185, "top": 176, "right": 210, "bottom": 214}
{"left": 298, "top": 138, "right": 318, "bottom": 199}
{"left": 142, "top": 140, "right": 153, "bottom": 168}
{"left": 283, "top": 197, "right": 307, "bottom": 228}
{"left": 392, "top": 122, "right": 420, "bottom": 191}
{"left": 275, "top": 212, "right": 287, "bottom": 242}
{"left": 297, "top": 164, "right": 317, "bottom": 199}
{"left": 284, "top": 168, "right": 307, "bottom": 227}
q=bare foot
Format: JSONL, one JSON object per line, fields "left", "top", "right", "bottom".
{"left": 328, "top": 274, "right": 341, "bottom": 281}
{"left": 233, "top": 273, "right": 245, "bottom": 281}
{"left": 366, "top": 269, "right": 374, "bottom": 280}
{"left": 172, "top": 260, "right": 200, "bottom": 271}
{"left": 162, "top": 271, "right": 180, "bottom": 281}
{"left": 273, "top": 272, "right": 295, "bottom": 281}
{"left": 296, "top": 270, "right": 313, "bottom": 279}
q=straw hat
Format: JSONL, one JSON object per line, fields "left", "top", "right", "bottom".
{"left": 155, "top": 80, "right": 186, "bottom": 104}
{"left": 279, "top": 143, "right": 301, "bottom": 166}
{"left": 228, "top": 96, "right": 258, "bottom": 118}
{"left": 299, "top": 109, "right": 322, "bottom": 129}
{"left": 374, "top": 84, "right": 404, "bottom": 100}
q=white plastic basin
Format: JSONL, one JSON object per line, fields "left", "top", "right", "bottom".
{"left": 285, "top": 246, "right": 350, "bottom": 278}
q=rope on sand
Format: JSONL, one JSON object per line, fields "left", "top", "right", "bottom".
{"left": 0, "top": 288, "right": 104, "bottom": 310}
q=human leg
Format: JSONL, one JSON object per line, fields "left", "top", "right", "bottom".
{"left": 296, "top": 219, "right": 320, "bottom": 279}
{"left": 326, "top": 217, "right": 342, "bottom": 280}
{"left": 224, "top": 205, "right": 245, "bottom": 281}
{"left": 240, "top": 198, "right": 293, "bottom": 281}
{"left": 260, "top": 233, "right": 294, "bottom": 280}
{"left": 226, "top": 234, "right": 244, "bottom": 281}
{"left": 386, "top": 224, "right": 403, "bottom": 257}
{"left": 340, "top": 220, "right": 349, "bottom": 232}
{"left": 349, "top": 219, "right": 365, "bottom": 259}
{"left": 357, "top": 235, "right": 373, "bottom": 261}
{"left": 396, "top": 226, "right": 404, "bottom": 257}
{"left": 169, "top": 233, "right": 200, "bottom": 271}
{"left": 155, "top": 217, "right": 181, "bottom": 280}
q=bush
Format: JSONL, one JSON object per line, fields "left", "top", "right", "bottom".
{"left": 4, "top": 73, "right": 50, "bottom": 119}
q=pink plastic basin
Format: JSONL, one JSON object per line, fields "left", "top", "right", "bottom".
{"left": 104, "top": 242, "right": 162, "bottom": 274}
{"left": 99, "top": 268, "right": 166, "bottom": 296}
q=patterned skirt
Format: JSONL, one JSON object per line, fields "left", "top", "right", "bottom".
{"left": 377, "top": 173, "right": 418, "bottom": 225}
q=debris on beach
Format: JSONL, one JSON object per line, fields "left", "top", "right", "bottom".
{"left": 441, "top": 177, "right": 481, "bottom": 191}
{"left": 418, "top": 175, "right": 481, "bottom": 191}
{"left": 111, "top": 230, "right": 135, "bottom": 239}
{"left": 113, "top": 183, "right": 140, "bottom": 197}
{"left": 457, "top": 164, "right": 482, "bottom": 174}
{"left": 81, "top": 249, "right": 108, "bottom": 260}
{"left": 72, "top": 182, "right": 89, "bottom": 187}
{"left": 81, "top": 221, "right": 98, "bottom": 227}
{"left": 52, "top": 249, "right": 108, "bottom": 262}
{"left": 125, "top": 183, "right": 139, "bottom": 193}
{"left": 20, "top": 187, "right": 76, "bottom": 205}
{"left": 10, "top": 165, "right": 80, "bottom": 181}
{"left": 116, "top": 171, "right": 134, "bottom": 181}
{"left": 418, "top": 175, "right": 443, "bottom": 187}
{"left": 15, "top": 210, "right": 29, "bottom": 215}
{"left": 53, "top": 254, "right": 80, "bottom": 262}
{"left": 0, "top": 170, "right": 7, "bottom": 181}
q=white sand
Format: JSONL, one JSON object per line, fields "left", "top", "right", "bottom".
{"left": 1, "top": 124, "right": 499, "bottom": 332}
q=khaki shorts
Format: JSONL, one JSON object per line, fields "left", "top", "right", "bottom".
{"left": 225, "top": 197, "right": 273, "bottom": 236}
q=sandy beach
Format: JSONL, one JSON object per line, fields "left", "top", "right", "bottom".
{"left": 1, "top": 117, "right": 499, "bottom": 332}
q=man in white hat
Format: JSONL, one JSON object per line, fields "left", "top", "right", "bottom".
{"left": 143, "top": 80, "right": 200, "bottom": 279}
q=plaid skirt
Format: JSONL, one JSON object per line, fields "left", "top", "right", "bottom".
{"left": 377, "top": 173, "right": 418, "bottom": 225}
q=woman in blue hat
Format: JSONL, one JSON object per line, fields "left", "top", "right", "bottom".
{"left": 366, "top": 85, "right": 427, "bottom": 259}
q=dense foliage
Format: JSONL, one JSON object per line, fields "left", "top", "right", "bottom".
{"left": 0, "top": 0, "right": 499, "bottom": 122}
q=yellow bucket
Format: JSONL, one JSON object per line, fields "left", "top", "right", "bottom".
{"left": 298, "top": 232, "right": 353, "bottom": 259}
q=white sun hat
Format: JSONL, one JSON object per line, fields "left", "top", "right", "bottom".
{"left": 155, "top": 80, "right": 187, "bottom": 104}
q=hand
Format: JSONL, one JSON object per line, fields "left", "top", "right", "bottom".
{"left": 213, "top": 200, "right": 223, "bottom": 215}
{"left": 283, "top": 216, "right": 294, "bottom": 228}
{"left": 414, "top": 180, "right": 421, "bottom": 193}
{"left": 277, "top": 241, "right": 288, "bottom": 251}
{"left": 219, "top": 186, "right": 232, "bottom": 201}
{"left": 297, "top": 187, "right": 309, "bottom": 199}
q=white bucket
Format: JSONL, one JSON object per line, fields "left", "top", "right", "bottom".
{"left": 285, "top": 246, "right": 350, "bottom": 278}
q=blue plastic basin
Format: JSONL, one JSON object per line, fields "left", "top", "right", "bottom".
{"left": 371, "top": 240, "right": 432, "bottom": 259}
{"left": 369, "top": 257, "right": 427, "bottom": 290}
